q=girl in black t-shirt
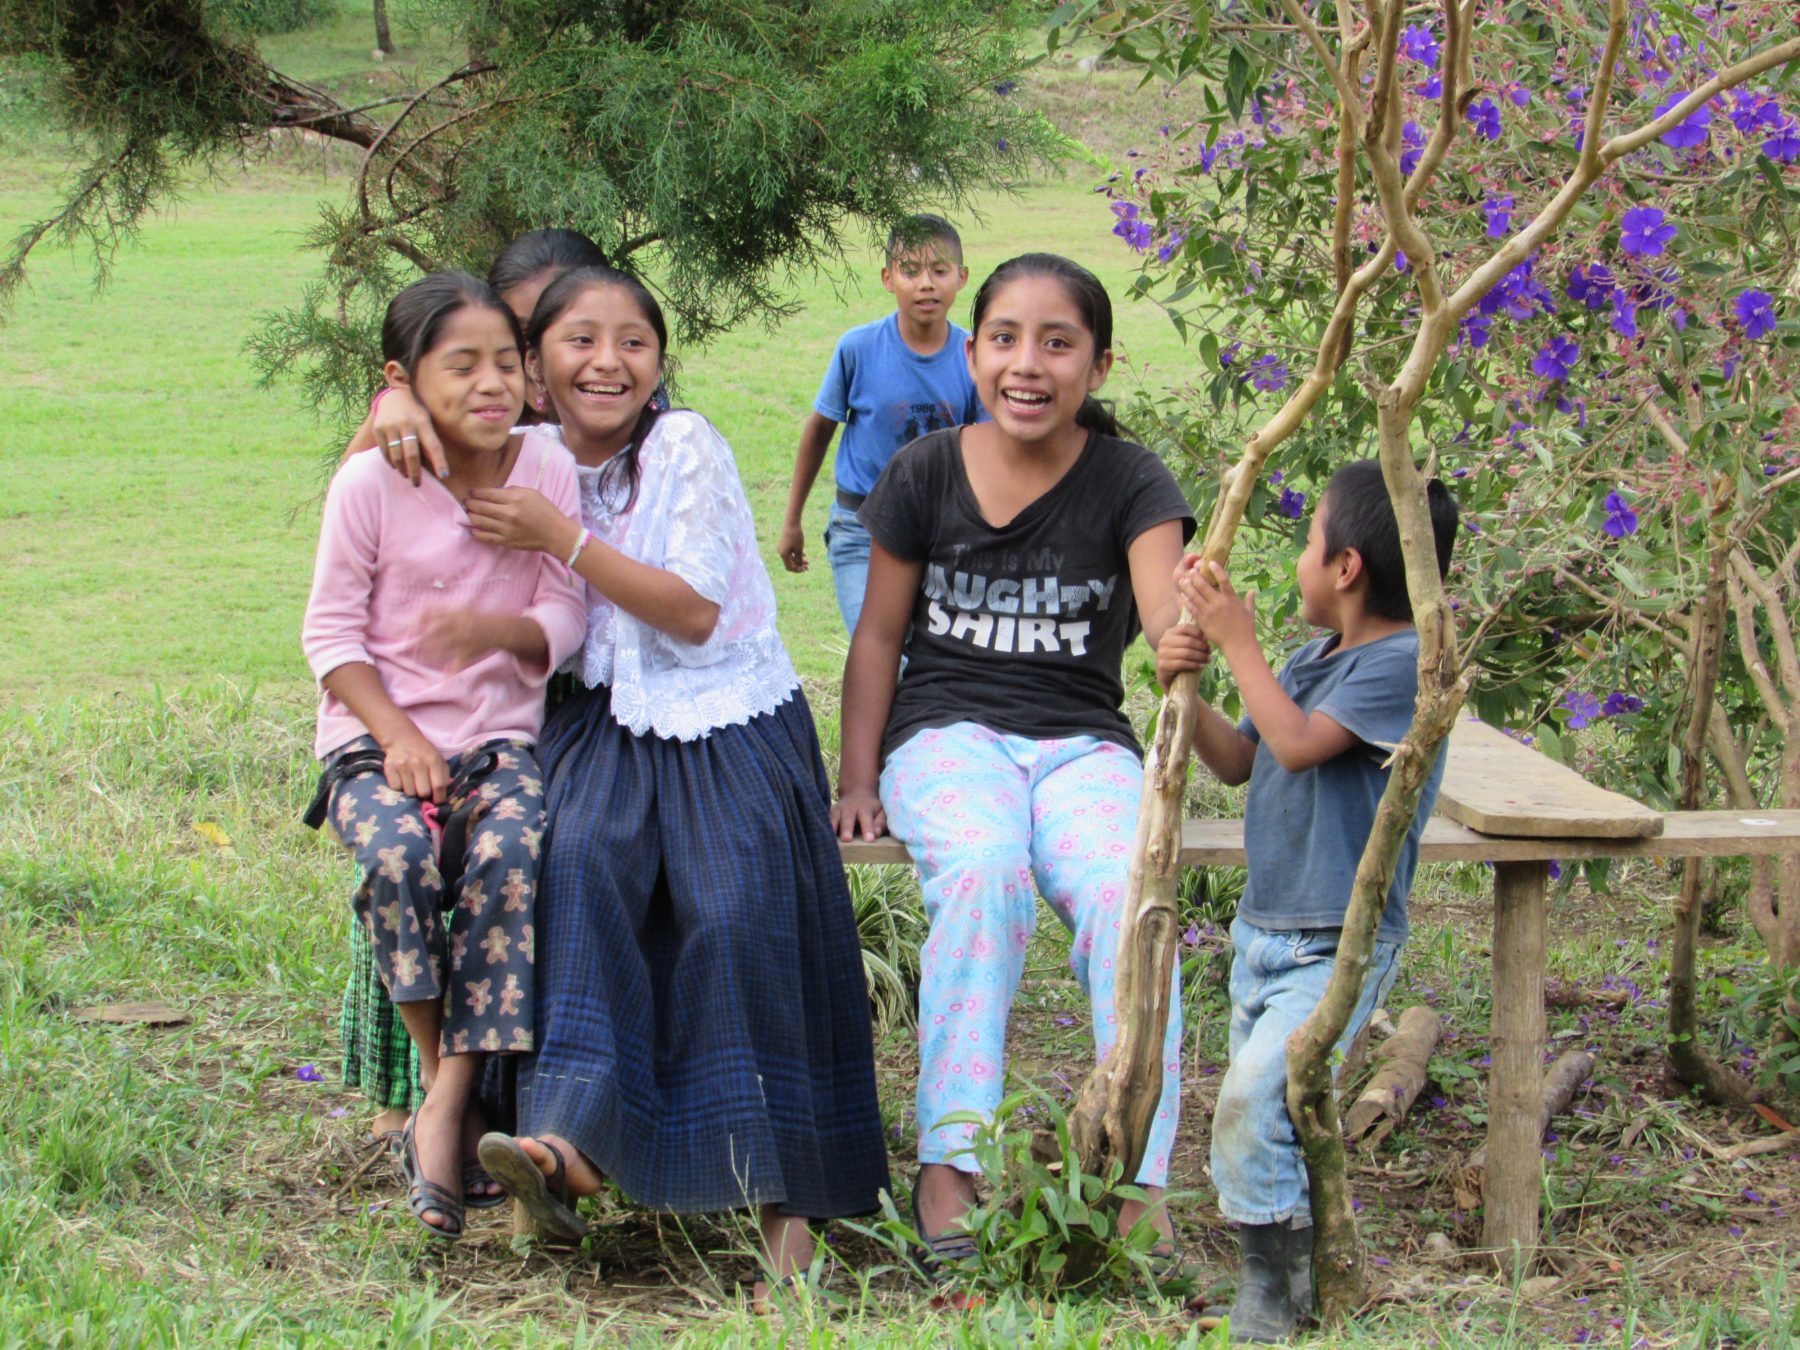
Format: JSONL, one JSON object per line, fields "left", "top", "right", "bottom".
{"left": 836, "top": 254, "right": 1198, "bottom": 1286}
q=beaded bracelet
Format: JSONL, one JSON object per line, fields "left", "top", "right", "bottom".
{"left": 566, "top": 526, "right": 592, "bottom": 569}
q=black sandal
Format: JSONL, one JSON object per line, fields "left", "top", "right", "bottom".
{"left": 477, "top": 1132, "right": 586, "bottom": 1242}
{"left": 462, "top": 1159, "right": 506, "bottom": 1210}
{"left": 396, "top": 1120, "right": 464, "bottom": 1240}
{"left": 910, "top": 1186, "right": 980, "bottom": 1296}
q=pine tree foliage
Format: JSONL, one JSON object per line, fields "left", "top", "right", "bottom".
{"left": 1, "top": 0, "right": 1056, "bottom": 424}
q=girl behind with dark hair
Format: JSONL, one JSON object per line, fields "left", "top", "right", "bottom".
{"left": 301, "top": 271, "right": 587, "bottom": 1241}
{"left": 347, "top": 228, "right": 610, "bottom": 483}
{"left": 461, "top": 265, "right": 888, "bottom": 1311}
{"left": 835, "top": 252, "right": 1195, "bottom": 1289}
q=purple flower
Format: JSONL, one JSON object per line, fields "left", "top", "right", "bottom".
{"left": 1400, "top": 120, "right": 1425, "bottom": 176}
{"left": 1468, "top": 98, "right": 1502, "bottom": 141}
{"left": 1734, "top": 289, "right": 1777, "bottom": 339}
{"left": 1532, "top": 335, "right": 1579, "bottom": 381}
{"left": 1182, "top": 924, "right": 1201, "bottom": 947}
{"left": 1451, "top": 467, "right": 1468, "bottom": 478}
{"left": 1655, "top": 92, "right": 1712, "bottom": 149}
{"left": 1730, "top": 92, "right": 1772, "bottom": 134}
{"left": 1620, "top": 206, "right": 1676, "bottom": 257}
{"left": 1561, "top": 691, "right": 1602, "bottom": 729}
{"left": 1611, "top": 295, "right": 1639, "bottom": 340}
{"left": 1548, "top": 861, "right": 1563, "bottom": 881}
{"left": 1054, "top": 1015, "right": 1077, "bottom": 1027}
{"left": 1601, "top": 692, "right": 1644, "bottom": 717}
{"left": 1248, "top": 353, "right": 1290, "bottom": 392}
{"left": 1155, "top": 229, "right": 1188, "bottom": 264}
{"left": 1459, "top": 312, "right": 1491, "bottom": 350}
{"left": 1219, "top": 340, "right": 1242, "bottom": 368}
{"left": 1508, "top": 83, "right": 1531, "bottom": 108}
{"left": 1278, "top": 486, "right": 1306, "bottom": 519}
{"left": 1763, "top": 118, "right": 1800, "bottom": 163}
{"left": 1399, "top": 23, "right": 1439, "bottom": 67}
{"left": 296, "top": 1064, "right": 324, "bottom": 1083}
{"left": 1483, "top": 195, "right": 1513, "bottom": 238}
{"left": 1602, "top": 489, "right": 1638, "bottom": 538}
{"left": 1418, "top": 73, "right": 1442, "bottom": 100}
{"left": 1567, "top": 264, "right": 1615, "bottom": 309}
{"left": 992, "top": 79, "right": 1018, "bottom": 97}
{"left": 328, "top": 1106, "right": 349, "bottom": 1118}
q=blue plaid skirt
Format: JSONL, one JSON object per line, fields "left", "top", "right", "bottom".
{"left": 516, "top": 683, "right": 890, "bottom": 1218}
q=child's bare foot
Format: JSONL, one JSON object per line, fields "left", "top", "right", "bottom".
{"left": 752, "top": 1207, "right": 816, "bottom": 1313}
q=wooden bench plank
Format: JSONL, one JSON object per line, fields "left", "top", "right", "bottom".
{"left": 838, "top": 810, "right": 1800, "bottom": 869}
{"left": 1436, "top": 719, "right": 1664, "bottom": 840}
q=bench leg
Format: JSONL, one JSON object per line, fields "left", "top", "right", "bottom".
{"left": 1483, "top": 859, "right": 1548, "bottom": 1270}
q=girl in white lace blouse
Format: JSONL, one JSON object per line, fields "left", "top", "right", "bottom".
{"left": 458, "top": 265, "right": 888, "bottom": 1310}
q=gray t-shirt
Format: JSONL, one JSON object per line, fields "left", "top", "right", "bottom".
{"left": 1238, "top": 629, "right": 1444, "bottom": 944}
{"left": 860, "top": 426, "right": 1194, "bottom": 760}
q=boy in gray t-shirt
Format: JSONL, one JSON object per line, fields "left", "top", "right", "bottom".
{"left": 1157, "top": 459, "right": 1459, "bottom": 1342}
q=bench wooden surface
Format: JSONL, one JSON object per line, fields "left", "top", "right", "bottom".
{"left": 1435, "top": 718, "right": 1665, "bottom": 839}
{"left": 840, "top": 810, "right": 1800, "bottom": 868}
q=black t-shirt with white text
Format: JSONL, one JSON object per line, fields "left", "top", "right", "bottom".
{"left": 859, "top": 427, "right": 1195, "bottom": 760}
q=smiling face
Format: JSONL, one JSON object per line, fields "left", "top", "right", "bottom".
{"left": 387, "top": 303, "right": 523, "bottom": 455}
{"left": 965, "top": 272, "right": 1113, "bottom": 452}
{"left": 529, "top": 282, "right": 663, "bottom": 460}
{"left": 882, "top": 244, "right": 968, "bottom": 332}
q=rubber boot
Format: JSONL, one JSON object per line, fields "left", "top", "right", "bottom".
{"left": 1288, "top": 1221, "right": 1316, "bottom": 1325}
{"left": 1222, "top": 1222, "right": 1300, "bottom": 1343}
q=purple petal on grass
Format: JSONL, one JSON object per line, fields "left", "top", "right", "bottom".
{"left": 296, "top": 1064, "right": 324, "bottom": 1083}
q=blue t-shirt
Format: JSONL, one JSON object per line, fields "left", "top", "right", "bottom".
{"left": 814, "top": 313, "right": 986, "bottom": 496}
{"left": 1238, "top": 629, "right": 1445, "bottom": 945}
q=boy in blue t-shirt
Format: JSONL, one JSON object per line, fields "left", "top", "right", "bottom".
{"left": 777, "top": 215, "right": 985, "bottom": 635}
{"left": 1158, "top": 459, "right": 1459, "bottom": 1342}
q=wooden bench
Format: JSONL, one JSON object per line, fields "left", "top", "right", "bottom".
{"left": 840, "top": 716, "right": 1800, "bottom": 1260}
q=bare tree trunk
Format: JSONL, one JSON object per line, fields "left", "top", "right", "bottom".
{"left": 1667, "top": 500, "right": 1760, "bottom": 1105}
{"left": 372, "top": 0, "right": 395, "bottom": 56}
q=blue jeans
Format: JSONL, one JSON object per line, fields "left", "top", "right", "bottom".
{"left": 824, "top": 500, "right": 871, "bottom": 637}
{"left": 1211, "top": 917, "right": 1401, "bottom": 1225}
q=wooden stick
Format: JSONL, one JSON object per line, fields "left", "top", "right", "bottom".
{"left": 1464, "top": 1049, "right": 1594, "bottom": 1178}
{"left": 1345, "top": 1005, "right": 1443, "bottom": 1147}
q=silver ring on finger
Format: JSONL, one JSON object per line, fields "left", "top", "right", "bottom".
{"left": 400, "top": 434, "right": 419, "bottom": 443}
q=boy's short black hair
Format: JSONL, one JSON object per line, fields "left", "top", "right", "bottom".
{"left": 885, "top": 214, "right": 963, "bottom": 265}
{"left": 1321, "top": 459, "right": 1460, "bottom": 622}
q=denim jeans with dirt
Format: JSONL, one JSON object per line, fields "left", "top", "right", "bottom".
{"left": 1210, "top": 917, "right": 1401, "bottom": 1225}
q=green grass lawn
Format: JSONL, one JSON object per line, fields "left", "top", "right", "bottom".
{"left": 3, "top": 8, "right": 1798, "bottom": 1348}
{"left": 0, "top": 152, "right": 1197, "bottom": 699}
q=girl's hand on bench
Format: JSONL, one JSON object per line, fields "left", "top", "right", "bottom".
{"left": 832, "top": 790, "right": 887, "bottom": 843}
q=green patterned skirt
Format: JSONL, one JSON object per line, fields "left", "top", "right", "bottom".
{"left": 340, "top": 914, "right": 421, "bottom": 1112}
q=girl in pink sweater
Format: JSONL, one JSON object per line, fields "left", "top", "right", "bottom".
{"left": 301, "top": 271, "right": 586, "bottom": 1240}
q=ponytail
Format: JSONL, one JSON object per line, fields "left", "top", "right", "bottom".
{"left": 1075, "top": 395, "right": 1127, "bottom": 440}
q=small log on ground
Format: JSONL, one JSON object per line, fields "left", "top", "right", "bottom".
{"left": 1344, "top": 1006, "right": 1443, "bottom": 1148}
{"left": 1462, "top": 1049, "right": 1596, "bottom": 1180}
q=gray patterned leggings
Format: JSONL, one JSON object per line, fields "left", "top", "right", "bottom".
{"left": 325, "top": 735, "right": 542, "bottom": 1058}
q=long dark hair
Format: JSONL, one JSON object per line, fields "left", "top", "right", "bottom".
{"left": 487, "top": 228, "right": 607, "bottom": 299}
{"left": 968, "top": 253, "right": 1126, "bottom": 439}
{"left": 381, "top": 270, "right": 523, "bottom": 375}
{"left": 525, "top": 264, "right": 668, "bottom": 510}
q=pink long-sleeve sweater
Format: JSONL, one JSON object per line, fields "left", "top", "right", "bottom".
{"left": 302, "top": 434, "right": 588, "bottom": 760}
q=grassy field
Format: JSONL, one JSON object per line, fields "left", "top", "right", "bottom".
{"left": 2, "top": 5, "right": 1797, "bottom": 1347}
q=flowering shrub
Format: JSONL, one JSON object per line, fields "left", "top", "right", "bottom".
{"left": 1063, "top": 0, "right": 1797, "bottom": 814}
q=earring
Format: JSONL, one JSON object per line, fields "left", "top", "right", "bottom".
{"left": 534, "top": 392, "right": 546, "bottom": 411}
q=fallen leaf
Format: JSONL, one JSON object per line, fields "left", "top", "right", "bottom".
{"left": 72, "top": 1001, "right": 191, "bottom": 1027}
{"left": 1520, "top": 1275, "right": 1559, "bottom": 1299}
{"left": 192, "top": 821, "right": 235, "bottom": 853}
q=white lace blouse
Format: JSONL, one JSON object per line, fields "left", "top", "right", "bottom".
{"left": 541, "top": 413, "right": 799, "bottom": 741}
